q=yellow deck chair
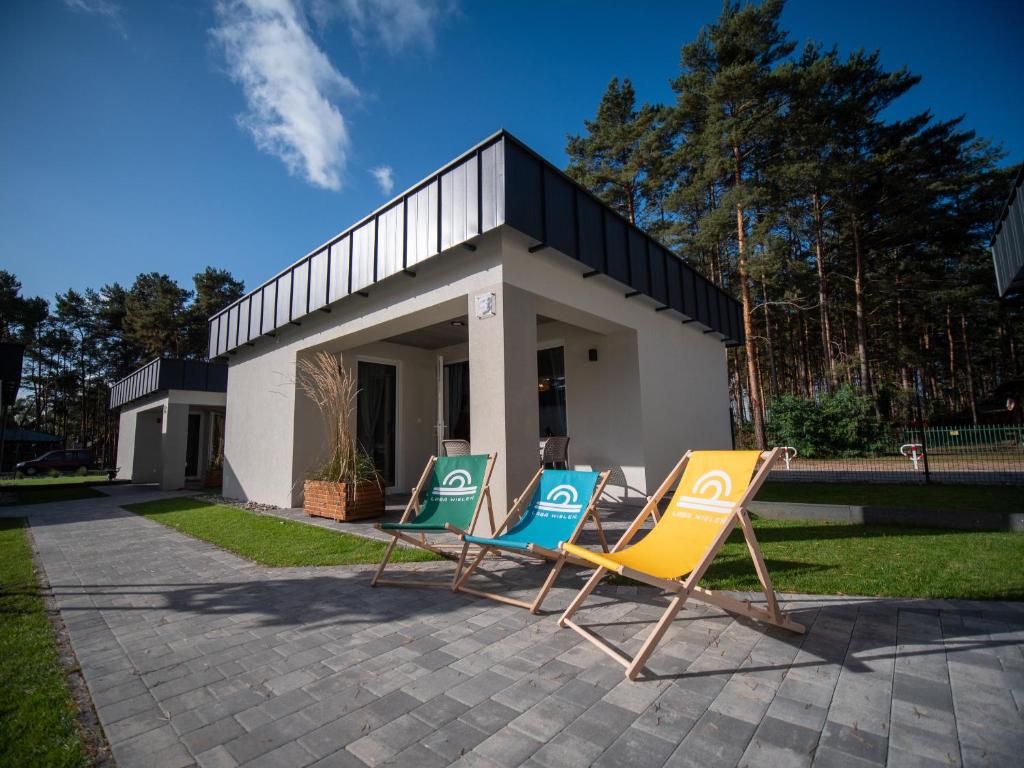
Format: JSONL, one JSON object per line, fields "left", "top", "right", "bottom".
{"left": 559, "top": 448, "right": 804, "bottom": 680}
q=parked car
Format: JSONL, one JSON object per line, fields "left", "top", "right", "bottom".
{"left": 16, "top": 449, "right": 94, "bottom": 476}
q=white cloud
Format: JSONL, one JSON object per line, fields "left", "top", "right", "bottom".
{"left": 308, "top": 0, "right": 448, "bottom": 53}
{"left": 212, "top": 0, "right": 358, "bottom": 191}
{"left": 63, "top": 0, "right": 127, "bottom": 37}
{"left": 370, "top": 165, "right": 394, "bottom": 195}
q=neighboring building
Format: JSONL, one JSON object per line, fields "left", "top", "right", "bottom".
{"left": 993, "top": 166, "right": 1023, "bottom": 297}
{"left": 0, "top": 427, "right": 62, "bottom": 472}
{"left": 110, "top": 358, "right": 227, "bottom": 489}
{"left": 208, "top": 130, "right": 743, "bottom": 521}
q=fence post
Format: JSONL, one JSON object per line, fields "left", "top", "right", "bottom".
{"left": 914, "top": 371, "right": 931, "bottom": 483}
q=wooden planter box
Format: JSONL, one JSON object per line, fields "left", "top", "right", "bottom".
{"left": 304, "top": 480, "right": 384, "bottom": 521}
{"left": 201, "top": 468, "right": 223, "bottom": 488}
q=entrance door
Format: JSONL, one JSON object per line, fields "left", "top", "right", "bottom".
{"left": 444, "top": 361, "right": 471, "bottom": 441}
{"left": 185, "top": 413, "right": 202, "bottom": 477}
{"left": 357, "top": 361, "right": 397, "bottom": 487}
{"left": 537, "top": 346, "right": 567, "bottom": 437}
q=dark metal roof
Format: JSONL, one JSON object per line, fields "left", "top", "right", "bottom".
{"left": 0, "top": 427, "right": 61, "bottom": 443}
{"left": 207, "top": 130, "right": 743, "bottom": 358}
{"left": 109, "top": 358, "right": 228, "bottom": 410}
{"left": 993, "top": 164, "right": 1024, "bottom": 297}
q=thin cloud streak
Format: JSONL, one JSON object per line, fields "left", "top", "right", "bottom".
{"left": 212, "top": 0, "right": 358, "bottom": 191}
{"left": 63, "top": 0, "right": 127, "bottom": 37}
{"left": 308, "top": 0, "right": 449, "bottom": 53}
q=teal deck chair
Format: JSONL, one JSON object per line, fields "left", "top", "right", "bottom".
{"left": 371, "top": 453, "right": 496, "bottom": 589}
{"left": 453, "top": 468, "right": 610, "bottom": 612}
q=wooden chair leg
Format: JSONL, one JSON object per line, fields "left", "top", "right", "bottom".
{"left": 558, "top": 566, "right": 607, "bottom": 627}
{"left": 591, "top": 511, "right": 609, "bottom": 552}
{"left": 736, "top": 512, "right": 781, "bottom": 620}
{"left": 625, "top": 589, "right": 691, "bottom": 680}
{"left": 451, "top": 542, "right": 471, "bottom": 590}
{"left": 371, "top": 537, "right": 398, "bottom": 587}
{"left": 453, "top": 545, "right": 490, "bottom": 591}
{"left": 530, "top": 556, "right": 567, "bottom": 614}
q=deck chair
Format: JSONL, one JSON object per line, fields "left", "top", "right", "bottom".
{"left": 371, "top": 453, "right": 496, "bottom": 589}
{"left": 453, "top": 468, "right": 611, "bottom": 613}
{"left": 558, "top": 448, "right": 804, "bottom": 680}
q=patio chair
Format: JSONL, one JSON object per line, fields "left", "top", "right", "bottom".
{"left": 540, "top": 436, "right": 570, "bottom": 469}
{"left": 442, "top": 439, "right": 471, "bottom": 456}
{"left": 558, "top": 448, "right": 804, "bottom": 680}
{"left": 453, "top": 468, "right": 611, "bottom": 613}
{"left": 371, "top": 453, "right": 496, "bottom": 589}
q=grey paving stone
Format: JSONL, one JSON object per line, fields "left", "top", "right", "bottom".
{"left": 458, "top": 698, "right": 520, "bottom": 733}
{"left": 594, "top": 725, "right": 676, "bottom": 768}
{"left": 181, "top": 715, "right": 246, "bottom": 755}
{"left": 472, "top": 729, "right": 546, "bottom": 768}
{"left": 421, "top": 717, "right": 490, "bottom": 762}
{"left": 818, "top": 720, "right": 888, "bottom": 765}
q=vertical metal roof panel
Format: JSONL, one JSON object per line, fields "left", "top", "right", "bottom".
{"left": 207, "top": 130, "right": 743, "bottom": 355}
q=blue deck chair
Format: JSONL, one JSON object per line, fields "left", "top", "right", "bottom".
{"left": 453, "top": 468, "right": 610, "bottom": 613}
{"left": 371, "top": 453, "right": 496, "bottom": 589}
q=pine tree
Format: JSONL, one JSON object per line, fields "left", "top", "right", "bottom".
{"left": 186, "top": 267, "right": 245, "bottom": 358}
{"left": 670, "top": 0, "right": 795, "bottom": 448}
{"left": 566, "top": 77, "right": 669, "bottom": 228}
{"left": 123, "top": 273, "right": 190, "bottom": 359}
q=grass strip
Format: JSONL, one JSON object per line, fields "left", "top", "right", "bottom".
{"left": 123, "top": 497, "right": 442, "bottom": 567}
{"left": 755, "top": 481, "right": 1023, "bottom": 513}
{"left": 609, "top": 517, "right": 1024, "bottom": 600}
{"left": 0, "top": 519, "right": 88, "bottom": 768}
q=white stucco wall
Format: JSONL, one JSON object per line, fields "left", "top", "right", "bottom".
{"left": 114, "top": 390, "right": 227, "bottom": 488}
{"left": 501, "top": 228, "right": 732, "bottom": 495}
{"left": 221, "top": 226, "right": 732, "bottom": 508}
{"left": 223, "top": 233, "right": 505, "bottom": 507}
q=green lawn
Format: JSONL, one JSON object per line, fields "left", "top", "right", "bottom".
{"left": 689, "top": 517, "right": 1024, "bottom": 600}
{"left": 0, "top": 519, "right": 88, "bottom": 768}
{"left": 755, "top": 481, "right": 1023, "bottom": 513}
{"left": 123, "top": 497, "right": 442, "bottom": 567}
{"left": 2, "top": 474, "right": 110, "bottom": 487}
{"left": 1, "top": 487, "right": 105, "bottom": 506}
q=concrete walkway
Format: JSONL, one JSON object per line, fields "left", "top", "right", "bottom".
{"left": 3, "top": 488, "right": 1023, "bottom": 768}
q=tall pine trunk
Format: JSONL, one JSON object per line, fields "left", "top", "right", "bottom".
{"left": 960, "top": 312, "right": 978, "bottom": 425}
{"left": 734, "top": 145, "right": 765, "bottom": 448}
{"left": 850, "top": 212, "right": 877, "bottom": 415}
{"left": 812, "top": 192, "right": 836, "bottom": 391}
{"left": 945, "top": 306, "right": 957, "bottom": 409}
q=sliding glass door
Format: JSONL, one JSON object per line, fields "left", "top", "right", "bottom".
{"left": 357, "top": 361, "right": 397, "bottom": 487}
{"left": 537, "top": 346, "right": 567, "bottom": 437}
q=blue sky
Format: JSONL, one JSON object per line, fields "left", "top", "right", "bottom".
{"left": 2, "top": 0, "right": 1022, "bottom": 305}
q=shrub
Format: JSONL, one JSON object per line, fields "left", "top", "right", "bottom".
{"left": 767, "top": 386, "right": 888, "bottom": 458}
{"left": 74, "top": 466, "right": 88, "bottom": 477}
{"left": 46, "top": 468, "right": 60, "bottom": 478}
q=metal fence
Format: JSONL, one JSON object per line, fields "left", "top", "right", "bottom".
{"left": 766, "top": 424, "right": 1024, "bottom": 485}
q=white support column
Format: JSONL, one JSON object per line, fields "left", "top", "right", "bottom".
{"left": 468, "top": 283, "right": 538, "bottom": 526}
{"left": 161, "top": 402, "right": 189, "bottom": 490}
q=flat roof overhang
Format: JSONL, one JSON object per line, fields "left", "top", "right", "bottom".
{"left": 993, "top": 165, "right": 1024, "bottom": 297}
{"left": 109, "top": 358, "right": 228, "bottom": 410}
{"left": 207, "top": 130, "right": 744, "bottom": 360}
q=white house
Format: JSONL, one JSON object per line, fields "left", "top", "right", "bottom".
{"left": 209, "top": 131, "right": 743, "bottom": 525}
{"left": 111, "top": 358, "right": 227, "bottom": 489}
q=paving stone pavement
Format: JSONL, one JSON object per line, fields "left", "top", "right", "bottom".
{"left": 3, "top": 487, "right": 1024, "bottom": 768}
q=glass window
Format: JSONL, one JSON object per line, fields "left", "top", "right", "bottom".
{"left": 538, "top": 347, "right": 567, "bottom": 437}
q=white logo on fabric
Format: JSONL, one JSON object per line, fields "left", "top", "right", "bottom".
{"left": 432, "top": 468, "right": 477, "bottom": 498}
{"left": 535, "top": 484, "right": 581, "bottom": 515}
{"left": 676, "top": 469, "right": 734, "bottom": 515}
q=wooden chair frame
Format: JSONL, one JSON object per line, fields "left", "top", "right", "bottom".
{"left": 371, "top": 453, "right": 496, "bottom": 589}
{"left": 558, "top": 448, "right": 804, "bottom": 680}
{"left": 453, "top": 469, "right": 612, "bottom": 613}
